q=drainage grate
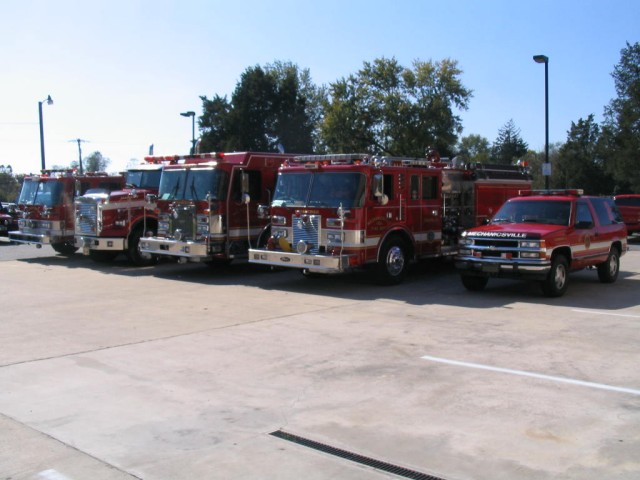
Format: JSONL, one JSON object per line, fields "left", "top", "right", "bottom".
{"left": 269, "top": 430, "right": 448, "bottom": 480}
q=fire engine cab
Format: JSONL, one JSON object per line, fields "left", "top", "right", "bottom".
{"left": 75, "top": 158, "right": 164, "bottom": 265}
{"left": 10, "top": 170, "right": 125, "bottom": 255}
{"left": 138, "top": 151, "right": 295, "bottom": 264}
{"left": 455, "top": 189, "right": 628, "bottom": 296}
{"left": 248, "top": 152, "right": 532, "bottom": 284}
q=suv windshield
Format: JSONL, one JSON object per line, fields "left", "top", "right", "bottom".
{"left": 18, "top": 180, "right": 64, "bottom": 207}
{"left": 159, "top": 169, "right": 228, "bottom": 201}
{"left": 272, "top": 172, "right": 365, "bottom": 208}
{"left": 492, "top": 199, "right": 571, "bottom": 226}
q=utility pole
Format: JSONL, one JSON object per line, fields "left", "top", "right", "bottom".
{"left": 69, "top": 139, "right": 88, "bottom": 174}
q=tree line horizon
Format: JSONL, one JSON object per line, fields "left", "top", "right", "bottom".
{"left": 1, "top": 42, "right": 638, "bottom": 202}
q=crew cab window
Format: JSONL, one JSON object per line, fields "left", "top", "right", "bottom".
{"left": 575, "top": 202, "right": 594, "bottom": 229}
{"left": 422, "top": 175, "right": 438, "bottom": 200}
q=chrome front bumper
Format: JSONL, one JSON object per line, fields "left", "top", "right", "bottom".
{"left": 139, "top": 237, "right": 211, "bottom": 261}
{"left": 248, "top": 248, "right": 351, "bottom": 273}
{"left": 76, "top": 236, "right": 126, "bottom": 253}
{"left": 455, "top": 255, "right": 551, "bottom": 278}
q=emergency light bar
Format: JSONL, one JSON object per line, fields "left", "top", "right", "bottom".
{"left": 144, "top": 152, "right": 224, "bottom": 163}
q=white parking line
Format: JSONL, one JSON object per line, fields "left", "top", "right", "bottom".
{"left": 38, "top": 470, "right": 73, "bottom": 480}
{"left": 421, "top": 355, "right": 640, "bottom": 396}
{"left": 571, "top": 309, "right": 640, "bottom": 318}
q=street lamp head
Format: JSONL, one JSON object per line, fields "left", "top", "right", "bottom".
{"left": 180, "top": 111, "right": 195, "bottom": 118}
{"left": 533, "top": 55, "right": 549, "bottom": 64}
{"left": 46, "top": 95, "right": 53, "bottom": 105}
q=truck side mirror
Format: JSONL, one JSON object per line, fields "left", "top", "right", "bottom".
{"left": 241, "top": 171, "right": 250, "bottom": 195}
{"left": 372, "top": 174, "right": 389, "bottom": 205}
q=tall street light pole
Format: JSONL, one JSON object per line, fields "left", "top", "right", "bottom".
{"left": 180, "top": 111, "right": 196, "bottom": 154}
{"left": 533, "top": 55, "right": 550, "bottom": 189}
{"left": 38, "top": 95, "right": 54, "bottom": 171}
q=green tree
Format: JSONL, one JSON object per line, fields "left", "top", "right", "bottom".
{"left": 554, "top": 115, "right": 614, "bottom": 194}
{"left": 82, "top": 151, "right": 111, "bottom": 173}
{"left": 199, "top": 61, "right": 323, "bottom": 153}
{"left": 491, "top": 119, "right": 528, "bottom": 164}
{"left": 0, "top": 165, "right": 20, "bottom": 202}
{"left": 457, "top": 134, "right": 491, "bottom": 163}
{"left": 320, "top": 57, "right": 472, "bottom": 157}
{"left": 601, "top": 42, "right": 640, "bottom": 193}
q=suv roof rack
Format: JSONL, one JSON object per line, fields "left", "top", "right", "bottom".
{"left": 521, "top": 189, "right": 584, "bottom": 196}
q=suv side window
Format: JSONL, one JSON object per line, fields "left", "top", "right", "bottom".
{"left": 575, "top": 201, "right": 595, "bottom": 229}
{"left": 591, "top": 197, "right": 621, "bottom": 225}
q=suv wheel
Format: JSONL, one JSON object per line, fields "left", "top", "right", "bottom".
{"left": 541, "top": 254, "right": 569, "bottom": 297}
{"left": 597, "top": 247, "right": 620, "bottom": 283}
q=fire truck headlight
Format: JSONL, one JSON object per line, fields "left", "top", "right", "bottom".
{"left": 327, "top": 232, "right": 342, "bottom": 243}
{"left": 521, "top": 251, "right": 543, "bottom": 259}
{"left": 115, "top": 220, "right": 127, "bottom": 227}
{"left": 197, "top": 224, "right": 209, "bottom": 236}
{"left": 272, "top": 215, "right": 286, "bottom": 226}
{"left": 272, "top": 228, "right": 287, "bottom": 238}
{"left": 40, "top": 221, "right": 52, "bottom": 229}
{"left": 296, "top": 240, "right": 312, "bottom": 254}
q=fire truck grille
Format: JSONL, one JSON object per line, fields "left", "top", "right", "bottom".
{"left": 293, "top": 214, "right": 320, "bottom": 254}
{"left": 76, "top": 202, "right": 98, "bottom": 234}
{"left": 170, "top": 204, "right": 196, "bottom": 240}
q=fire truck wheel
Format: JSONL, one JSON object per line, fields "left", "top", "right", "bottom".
{"left": 52, "top": 241, "right": 78, "bottom": 256}
{"left": 460, "top": 274, "right": 488, "bottom": 291}
{"left": 597, "top": 246, "right": 620, "bottom": 283}
{"left": 376, "top": 236, "right": 409, "bottom": 285}
{"left": 89, "top": 250, "right": 119, "bottom": 263}
{"left": 541, "top": 254, "right": 569, "bottom": 297}
{"left": 127, "top": 227, "right": 157, "bottom": 266}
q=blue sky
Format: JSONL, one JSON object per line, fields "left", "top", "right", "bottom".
{"left": 1, "top": 0, "right": 638, "bottom": 174}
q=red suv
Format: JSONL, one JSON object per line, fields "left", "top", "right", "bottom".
{"left": 614, "top": 194, "right": 640, "bottom": 234}
{"left": 455, "top": 190, "right": 628, "bottom": 297}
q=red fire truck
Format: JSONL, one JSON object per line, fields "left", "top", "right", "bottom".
{"left": 138, "top": 152, "right": 295, "bottom": 264}
{"left": 75, "top": 159, "right": 164, "bottom": 265}
{"left": 10, "top": 170, "right": 125, "bottom": 255}
{"left": 248, "top": 152, "right": 532, "bottom": 284}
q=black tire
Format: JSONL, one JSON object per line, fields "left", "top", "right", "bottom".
{"left": 597, "top": 247, "right": 620, "bottom": 283}
{"left": 89, "top": 250, "right": 119, "bottom": 263}
{"left": 52, "top": 241, "right": 78, "bottom": 256}
{"left": 375, "top": 236, "right": 409, "bottom": 285}
{"left": 541, "top": 254, "right": 569, "bottom": 297}
{"left": 461, "top": 274, "right": 488, "bottom": 291}
{"left": 127, "top": 227, "right": 157, "bottom": 266}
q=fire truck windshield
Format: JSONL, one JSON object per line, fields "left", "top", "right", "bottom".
{"left": 492, "top": 199, "right": 571, "bottom": 226}
{"left": 273, "top": 172, "right": 365, "bottom": 208}
{"left": 125, "top": 169, "right": 162, "bottom": 189}
{"left": 18, "top": 179, "right": 64, "bottom": 207}
{"left": 159, "top": 168, "right": 228, "bottom": 201}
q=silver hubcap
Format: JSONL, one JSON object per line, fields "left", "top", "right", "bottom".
{"left": 386, "top": 246, "right": 405, "bottom": 276}
{"left": 554, "top": 263, "right": 567, "bottom": 289}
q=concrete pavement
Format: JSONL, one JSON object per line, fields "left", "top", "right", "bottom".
{"left": 1, "top": 244, "right": 639, "bottom": 479}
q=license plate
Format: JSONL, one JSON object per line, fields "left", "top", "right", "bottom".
{"left": 482, "top": 264, "right": 499, "bottom": 273}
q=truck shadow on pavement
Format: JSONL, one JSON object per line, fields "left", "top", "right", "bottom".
{"left": 19, "top": 252, "right": 640, "bottom": 311}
